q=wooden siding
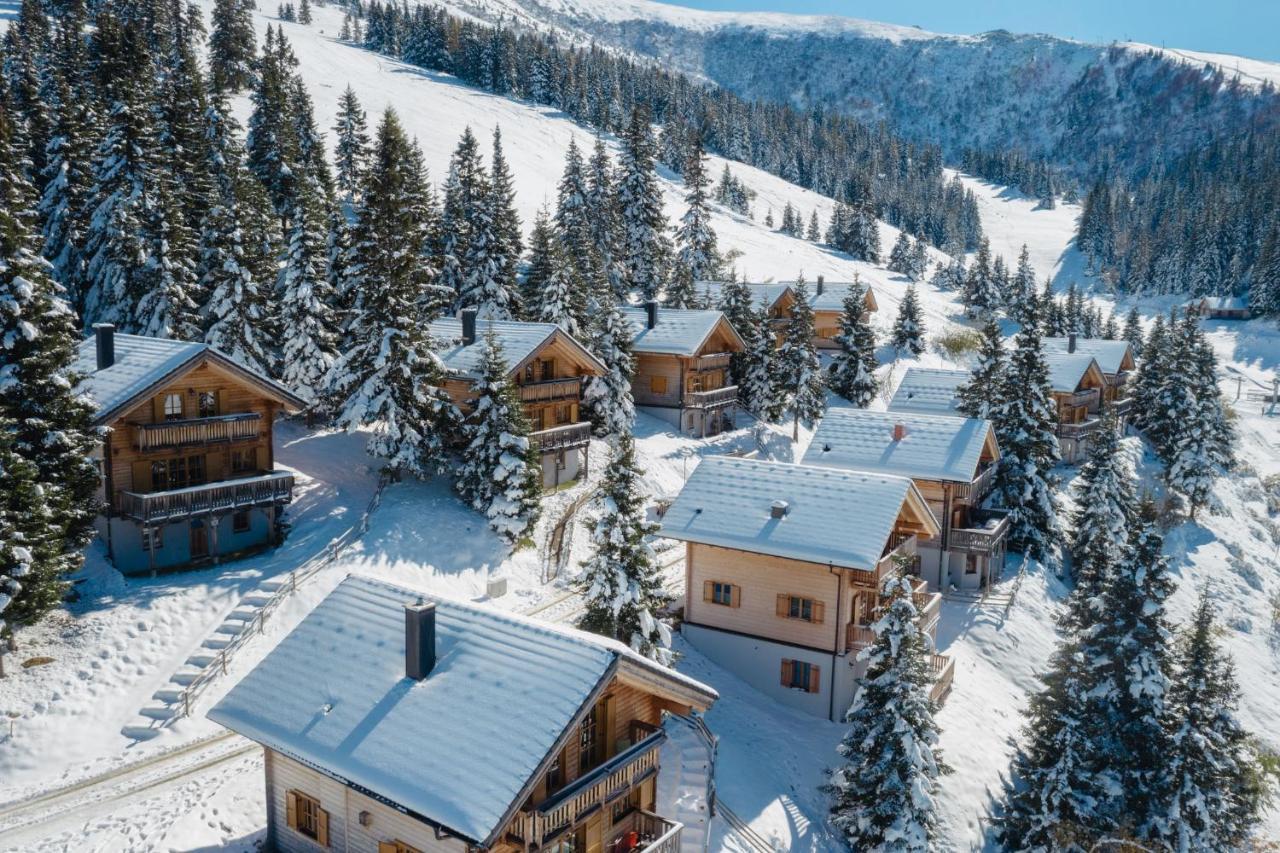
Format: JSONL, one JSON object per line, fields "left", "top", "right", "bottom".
{"left": 632, "top": 353, "right": 683, "bottom": 407}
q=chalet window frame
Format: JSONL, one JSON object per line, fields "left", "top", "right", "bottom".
{"left": 142, "top": 526, "right": 162, "bottom": 551}
{"left": 649, "top": 375, "right": 668, "bottom": 395}
{"left": 578, "top": 705, "right": 599, "bottom": 772}
{"left": 198, "top": 391, "right": 218, "bottom": 418}
{"left": 781, "top": 658, "right": 821, "bottom": 693}
{"left": 777, "top": 594, "right": 824, "bottom": 624}
{"left": 232, "top": 510, "right": 250, "bottom": 533}
{"left": 286, "top": 789, "right": 328, "bottom": 845}
{"left": 702, "top": 580, "right": 740, "bottom": 607}
{"left": 230, "top": 449, "right": 254, "bottom": 474}
{"left": 162, "top": 393, "right": 183, "bottom": 421}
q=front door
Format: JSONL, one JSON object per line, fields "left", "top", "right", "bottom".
{"left": 190, "top": 520, "right": 209, "bottom": 559}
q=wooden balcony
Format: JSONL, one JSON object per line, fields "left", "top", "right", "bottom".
{"left": 690, "top": 352, "right": 732, "bottom": 372}
{"left": 1108, "top": 396, "right": 1135, "bottom": 417}
{"left": 682, "top": 386, "right": 738, "bottom": 409}
{"left": 1060, "top": 388, "right": 1100, "bottom": 409}
{"left": 133, "top": 413, "right": 262, "bottom": 452}
{"left": 529, "top": 421, "right": 592, "bottom": 453}
{"left": 872, "top": 534, "right": 919, "bottom": 584}
{"left": 948, "top": 509, "right": 1011, "bottom": 555}
{"left": 116, "top": 471, "right": 295, "bottom": 524}
{"left": 518, "top": 377, "right": 583, "bottom": 404}
{"left": 930, "top": 654, "right": 955, "bottom": 703}
{"left": 1057, "top": 418, "right": 1104, "bottom": 440}
{"left": 846, "top": 575, "right": 938, "bottom": 652}
{"left": 630, "top": 811, "right": 683, "bottom": 853}
{"left": 953, "top": 463, "right": 996, "bottom": 502}
{"left": 511, "top": 731, "right": 665, "bottom": 848}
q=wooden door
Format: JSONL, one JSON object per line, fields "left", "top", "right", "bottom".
{"left": 585, "top": 813, "right": 603, "bottom": 853}
{"left": 190, "top": 521, "right": 209, "bottom": 558}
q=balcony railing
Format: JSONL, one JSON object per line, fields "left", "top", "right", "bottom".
{"left": 133, "top": 413, "right": 262, "bottom": 452}
{"left": 512, "top": 731, "right": 665, "bottom": 848}
{"left": 690, "top": 352, "right": 732, "bottom": 372}
{"left": 682, "top": 386, "right": 738, "bottom": 408}
{"left": 872, "top": 534, "right": 918, "bottom": 584}
{"left": 1059, "top": 388, "right": 1100, "bottom": 409}
{"left": 1108, "top": 396, "right": 1134, "bottom": 416}
{"left": 953, "top": 464, "right": 996, "bottom": 502}
{"left": 116, "top": 471, "right": 295, "bottom": 524}
{"left": 626, "top": 812, "right": 684, "bottom": 853}
{"left": 1057, "top": 418, "right": 1103, "bottom": 440}
{"left": 948, "top": 509, "right": 1011, "bottom": 555}
{"left": 930, "top": 654, "right": 956, "bottom": 703}
{"left": 518, "top": 377, "right": 583, "bottom": 404}
{"left": 529, "top": 421, "right": 592, "bottom": 453}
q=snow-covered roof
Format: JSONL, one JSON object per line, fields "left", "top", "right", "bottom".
{"left": 620, "top": 307, "right": 744, "bottom": 356}
{"left": 659, "top": 457, "right": 936, "bottom": 571}
{"left": 1205, "top": 295, "right": 1251, "bottom": 312}
{"left": 801, "top": 409, "right": 996, "bottom": 484}
{"left": 1042, "top": 351, "right": 1103, "bottom": 393}
{"left": 429, "top": 318, "right": 605, "bottom": 379}
{"left": 1043, "top": 337, "right": 1134, "bottom": 375}
{"left": 693, "top": 280, "right": 792, "bottom": 313}
{"left": 886, "top": 368, "right": 969, "bottom": 416}
{"left": 72, "top": 332, "right": 305, "bottom": 425}
{"left": 806, "top": 282, "right": 877, "bottom": 313}
{"left": 209, "top": 575, "right": 715, "bottom": 846}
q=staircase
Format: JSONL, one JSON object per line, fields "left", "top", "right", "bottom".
{"left": 657, "top": 714, "right": 718, "bottom": 853}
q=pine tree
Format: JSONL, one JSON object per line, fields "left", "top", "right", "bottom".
{"left": 955, "top": 318, "right": 1005, "bottom": 421}
{"left": 326, "top": 109, "right": 456, "bottom": 477}
{"left": 829, "top": 278, "right": 878, "bottom": 407}
{"left": 670, "top": 133, "right": 718, "bottom": 307}
{"left": 576, "top": 432, "right": 672, "bottom": 665}
{"left": 887, "top": 230, "right": 912, "bottom": 276}
{"left": 483, "top": 127, "right": 522, "bottom": 314}
{"left": 825, "top": 574, "right": 948, "bottom": 851}
{"left": 1122, "top": 306, "right": 1143, "bottom": 358}
{"left": 1011, "top": 245, "right": 1037, "bottom": 324}
{"left": 617, "top": 107, "right": 669, "bottom": 301}
{"left": 909, "top": 237, "right": 929, "bottom": 282}
{"left": 739, "top": 311, "right": 782, "bottom": 421}
{"left": 777, "top": 280, "right": 825, "bottom": 441}
{"left": 439, "top": 126, "right": 488, "bottom": 304}
{"left": 297, "top": 0, "right": 312, "bottom": 25}
{"left": 890, "top": 284, "right": 926, "bottom": 356}
{"left": 276, "top": 188, "right": 338, "bottom": 404}
{"left": 806, "top": 209, "right": 820, "bottom": 241}
{"left": 554, "top": 137, "right": 594, "bottom": 325}
{"left": 39, "top": 71, "right": 96, "bottom": 316}
{"left": 962, "top": 238, "right": 1000, "bottom": 319}
{"left": 586, "top": 137, "right": 626, "bottom": 302}
{"left": 332, "top": 85, "right": 370, "bottom": 203}
{"left": 0, "top": 427, "right": 47, "bottom": 631}
{"left": 455, "top": 330, "right": 542, "bottom": 543}
{"left": 582, "top": 297, "right": 636, "bottom": 437}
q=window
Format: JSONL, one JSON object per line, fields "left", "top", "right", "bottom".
{"left": 578, "top": 705, "right": 599, "bottom": 772}
{"left": 704, "top": 581, "right": 736, "bottom": 607}
{"left": 649, "top": 375, "right": 668, "bottom": 395}
{"left": 555, "top": 404, "right": 572, "bottom": 425}
{"left": 230, "top": 449, "right": 255, "bottom": 474}
{"left": 541, "top": 360, "right": 554, "bottom": 381}
{"left": 198, "top": 391, "right": 217, "bottom": 418}
{"left": 611, "top": 788, "right": 642, "bottom": 823}
{"left": 233, "top": 511, "right": 250, "bottom": 533}
{"left": 187, "top": 455, "right": 206, "bottom": 487}
{"left": 781, "top": 659, "right": 820, "bottom": 693}
{"left": 545, "top": 748, "right": 565, "bottom": 794}
{"left": 163, "top": 393, "right": 183, "bottom": 421}
{"left": 286, "top": 790, "right": 328, "bottom": 845}
{"left": 777, "top": 594, "right": 823, "bottom": 623}
{"left": 142, "top": 527, "right": 162, "bottom": 551}
{"left": 151, "top": 460, "right": 170, "bottom": 491}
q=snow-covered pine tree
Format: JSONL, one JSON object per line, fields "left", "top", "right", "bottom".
{"left": 276, "top": 186, "right": 339, "bottom": 404}
{"left": 582, "top": 296, "right": 636, "bottom": 437}
{"left": 297, "top": 0, "right": 312, "bottom": 25}
{"left": 962, "top": 238, "right": 1000, "bottom": 319}
{"left": 890, "top": 283, "right": 926, "bottom": 356}
{"left": 739, "top": 310, "right": 782, "bottom": 421}
{"left": 1011, "top": 245, "right": 1037, "bottom": 324}
{"left": 887, "top": 230, "right": 912, "bottom": 276}
{"left": 806, "top": 209, "right": 821, "bottom": 241}
{"left": 554, "top": 137, "right": 594, "bottom": 321}
{"left": 828, "top": 278, "right": 879, "bottom": 407}
{"left": 210, "top": 0, "right": 257, "bottom": 92}
{"left": 586, "top": 137, "right": 626, "bottom": 302}
{"left": 777, "top": 279, "right": 825, "bottom": 441}
{"left": 909, "top": 237, "right": 929, "bottom": 282}
{"left": 439, "top": 126, "right": 488, "bottom": 303}
{"left": 824, "top": 573, "right": 948, "bottom": 852}
{"left": 0, "top": 427, "right": 46, "bottom": 630}
{"left": 39, "top": 70, "right": 96, "bottom": 317}
{"left": 955, "top": 317, "right": 1005, "bottom": 421}
{"left": 670, "top": 133, "right": 718, "bottom": 307}
{"left": 522, "top": 206, "right": 572, "bottom": 330}
{"left": 616, "top": 107, "right": 669, "bottom": 301}
{"left": 1162, "top": 590, "right": 1267, "bottom": 850}
{"left": 993, "top": 306, "right": 1061, "bottom": 560}
{"left": 455, "top": 330, "right": 542, "bottom": 543}
{"left": 484, "top": 127, "right": 523, "bottom": 313}
{"left": 1122, "top": 306, "right": 1144, "bottom": 357}
{"left": 332, "top": 85, "right": 370, "bottom": 203}
{"left": 326, "top": 108, "right": 457, "bottom": 477}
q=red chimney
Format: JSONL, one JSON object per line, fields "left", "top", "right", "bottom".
{"left": 892, "top": 422, "right": 907, "bottom": 441}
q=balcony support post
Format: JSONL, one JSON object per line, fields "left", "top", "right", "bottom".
{"left": 210, "top": 514, "right": 221, "bottom": 565}
{"left": 148, "top": 525, "right": 156, "bottom": 578}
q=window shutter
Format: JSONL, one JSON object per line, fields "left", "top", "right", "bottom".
{"left": 702, "top": 580, "right": 714, "bottom": 602}
{"left": 730, "top": 585, "right": 741, "bottom": 608}
{"left": 812, "top": 600, "right": 825, "bottom": 624}
{"left": 131, "top": 460, "right": 153, "bottom": 493}
{"left": 285, "top": 790, "right": 298, "bottom": 831}
{"left": 316, "top": 807, "right": 330, "bottom": 846}
{"left": 255, "top": 445, "right": 268, "bottom": 472}
{"left": 601, "top": 694, "right": 617, "bottom": 758}
{"left": 152, "top": 395, "right": 166, "bottom": 423}
{"left": 776, "top": 594, "right": 789, "bottom": 617}
{"left": 808, "top": 665, "right": 822, "bottom": 694}
{"left": 379, "top": 844, "right": 397, "bottom": 853}
{"left": 207, "top": 451, "right": 225, "bottom": 482}
{"left": 780, "top": 659, "right": 793, "bottom": 687}
{"left": 216, "top": 389, "right": 227, "bottom": 415}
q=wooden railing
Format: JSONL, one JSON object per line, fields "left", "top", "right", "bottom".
{"left": 116, "top": 472, "right": 295, "bottom": 524}
{"left": 1060, "top": 388, "right": 1100, "bottom": 409}
{"left": 529, "top": 421, "right": 592, "bottom": 453}
{"left": 954, "top": 464, "right": 997, "bottom": 502}
{"left": 691, "top": 352, "right": 732, "bottom": 372}
{"left": 512, "top": 732, "right": 665, "bottom": 848}
{"left": 632, "top": 811, "right": 683, "bottom": 853}
{"left": 874, "top": 534, "right": 918, "bottom": 583}
{"left": 1056, "top": 418, "right": 1103, "bottom": 440}
{"left": 134, "top": 413, "right": 261, "bottom": 451}
{"left": 1108, "top": 396, "right": 1135, "bottom": 416}
{"left": 682, "top": 386, "right": 739, "bottom": 408}
{"left": 930, "top": 654, "right": 956, "bottom": 703}
{"left": 948, "top": 511, "right": 1011, "bottom": 555}
{"left": 518, "top": 376, "right": 583, "bottom": 404}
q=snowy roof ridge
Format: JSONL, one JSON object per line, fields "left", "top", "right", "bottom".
{"left": 1042, "top": 337, "right": 1134, "bottom": 375}
{"left": 802, "top": 409, "right": 995, "bottom": 484}
{"left": 429, "top": 317, "right": 606, "bottom": 379}
{"left": 886, "top": 367, "right": 970, "bottom": 416}
{"left": 1040, "top": 350, "right": 1103, "bottom": 393}
{"left": 659, "top": 456, "right": 933, "bottom": 570}
{"left": 620, "top": 306, "right": 743, "bottom": 356}
{"left": 693, "top": 280, "right": 792, "bottom": 313}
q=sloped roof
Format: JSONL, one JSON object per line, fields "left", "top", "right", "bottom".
{"left": 693, "top": 281, "right": 792, "bottom": 313}
{"left": 887, "top": 368, "right": 970, "bottom": 416}
{"left": 209, "top": 575, "right": 715, "bottom": 846}
{"left": 659, "top": 457, "right": 937, "bottom": 571}
{"left": 1043, "top": 337, "right": 1134, "bottom": 375}
{"left": 620, "top": 307, "right": 744, "bottom": 356}
{"left": 429, "top": 318, "right": 605, "bottom": 380}
{"left": 1042, "top": 351, "right": 1104, "bottom": 393}
{"left": 1205, "top": 295, "right": 1250, "bottom": 311}
{"left": 805, "top": 282, "right": 878, "bottom": 313}
{"left": 73, "top": 333, "right": 305, "bottom": 425}
{"left": 801, "top": 409, "right": 996, "bottom": 484}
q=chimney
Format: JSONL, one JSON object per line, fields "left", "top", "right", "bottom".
{"left": 94, "top": 323, "right": 115, "bottom": 371}
{"left": 645, "top": 300, "right": 658, "bottom": 330}
{"left": 892, "top": 422, "right": 907, "bottom": 441}
{"left": 461, "top": 309, "right": 478, "bottom": 346}
{"left": 770, "top": 499, "right": 789, "bottom": 519}
{"left": 1067, "top": 332, "right": 1077, "bottom": 353}
{"left": 816, "top": 275, "right": 824, "bottom": 297}
{"left": 405, "top": 600, "right": 437, "bottom": 681}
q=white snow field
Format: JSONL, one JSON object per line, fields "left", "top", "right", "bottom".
{"left": 3, "top": 3, "right": 1280, "bottom": 851}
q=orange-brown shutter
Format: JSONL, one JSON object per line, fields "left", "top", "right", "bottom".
{"left": 255, "top": 445, "right": 268, "bottom": 472}
{"left": 316, "top": 807, "right": 330, "bottom": 846}
{"left": 285, "top": 790, "right": 298, "bottom": 830}
{"left": 812, "top": 600, "right": 825, "bottom": 624}
{"left": 379, "top": 844, "right": 398, "bottom": 853}
{"left": 601, "top": 694, "right": 617, "bottom": 758}
{"left": 702, "top": 580, "right": 714, "bottom": 602}
{"left": 730, "top": 585, "right": 741, "bottom": 608}
{"left": 216, "top": 389, "right": 227, "bottom": 415}
{"left": 780, "top": 659, "right": 793, "bottom": 687}
{"left": 131, "top": 460, "right": 153, "bottom": 493}
{"left": 776, "top": 594, "right": 789, "bottom": 617}
{"left": 808, "top": 665, "right": 822, "bottom": 694}
{"left": 152, "top": 395, "right": 166, "bottom": 423}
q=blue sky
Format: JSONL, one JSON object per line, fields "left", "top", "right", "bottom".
{"left": 668, "top": 0, "right": 1280, "bottom": 62}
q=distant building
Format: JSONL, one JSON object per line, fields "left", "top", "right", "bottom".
{"left": 1042, "top": 349, "right": 1109, "bottom": 463}
{"left": 74, "top": 325, "right": 305, "bottom": 575}
{"left": 887, "top": 367, "right": 970, "bottom": 416}
{"left": 1183, "top": 295, "right": 1253, "bottom": 320}
{"left": 694, "top": 278, "right": 879, "bottom": 348}
{"left": 1043, "top": 335, "right": 1136, "bottom": 425}
{"left": 210, "top": 576, "right": 719, "bottom": 853}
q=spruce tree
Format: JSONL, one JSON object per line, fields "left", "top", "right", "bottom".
{"left": 962, "top": 238, "right": 1000, "bottom": 319}
{"left": 739, "top": 311, "right": 782, "bottom": 421}
{"left": 806, "top": 209, "right": 820, "bottom": 241}
{"left": 890, "top": 283, "right": 926, "bottom": 356}
{"left": 1122, "top": 306, "right": 1144, "bottom": 358}
{"left": 955, "top": 318, "right": 1004, "bottom": 420}
{"left": 332, "top": 85, "right": 370, "bottom": 203}
{"left": 617, "top": 107, "right": 669, "bottom": 301}
{"left": 576, "top": 432, "right": 672, "bottom": 665}
{"left": 554, "top": 137, "right": 594, "bottom": 322}
{"left": 887, "top": 230, "right": 912, "bottom": 276}
{"left": 39, "top": 71, "right": 96, "bottom": 316}
{"left": 0, "top": 427, "right": 49, "bottom": 630}
{"left": 528, "top": 208, "right": 579, "bottom": 334}
{"left": 483, "top": 127, "right": 522, "bottom": 313}
{"left": 825, "top": 574, "right": 948, "bottom": 851}
{"left": 777, "top": 280, "right": 825, "bottom": 441}
{"left": 829, "top": 278, "right": 879, "bottom": 407}
{"left": 670, "top": 134, "right": 718, "bottom": 308}
{"left": 439, "top": 126, "right": 488, "bottom": 304}
{"left": 1011, "top": 245, "right": 1037, "bottom": 324}
{"left": 276, "top": 187, "right": 338, "bottom": 403}
{"left": 455, "top": 331, "right": 542, "bottom": 543}
{"left": 582, "top": 296, "right": 636, "bottom": 437}
{"left": 586, "top": 137, "right": 626, "bottom": 302}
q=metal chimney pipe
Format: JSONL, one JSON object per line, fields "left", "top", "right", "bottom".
{"left": 405, "top": 600, "right": 437, "bottom": 681}
{"left": 94, "top": 324, "right": 115, "bottom": 371}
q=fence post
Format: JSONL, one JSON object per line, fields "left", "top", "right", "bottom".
{"left": 220, "top": 650, "right": 227, "bottom": 675}
{"left": 184, "top": 690, "right": 190, "bottom": 718}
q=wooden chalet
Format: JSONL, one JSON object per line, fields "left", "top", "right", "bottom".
{"left": 433, "top": 311, "right": 606, "bottom": 489}
{"left": 73, "top": 325, "right": 305, "bottom": 576}
{"left": 209, "top": 576, "right": 718, "bottom": 853}
{"left": 1184, "top": 295, "right": 1253, "bottom": 320}
{"left": 808, "top": 277, "right": 879, "bottom": 349}
{"left": 1044, "top": 335, "right": 1137, "bottom": 423}
{"left": 659, "top": 457, "right": 949, "bottom": 721}
{"left": 695, "top": 278, "right": 879, "bottom": 348}
{"left": 1043, "top": 350, "right": 1109, "bottom": 463}
{"left": 622, "top": 304, "right": 745, "bottom": 438}
{"left": 803, "top": 409, "right": 1007, "bottom": 591}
